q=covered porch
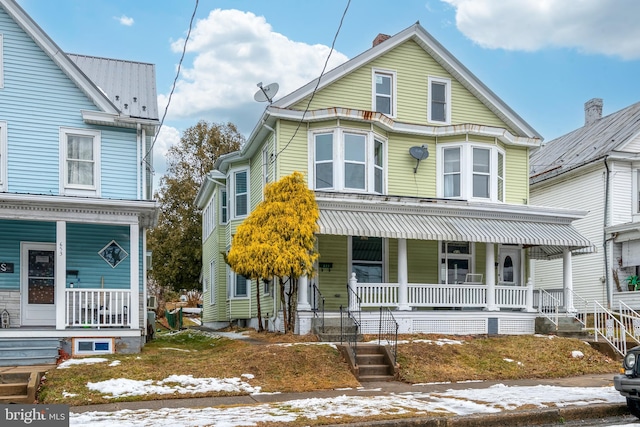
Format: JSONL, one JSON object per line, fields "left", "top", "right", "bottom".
{"left": 294, "top": 193, "right": 593, "bottom": 335}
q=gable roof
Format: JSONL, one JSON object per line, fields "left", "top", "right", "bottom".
{"left": 272, "top": 22, "right": 541, "bottom": 140}
{"left": 530, "top": 101, "right": 640, "bottom": 184}
{"left": 1, "top": 0, "right": 159, "bottom": 128}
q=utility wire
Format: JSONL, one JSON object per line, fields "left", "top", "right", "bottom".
{"left": 144, "top": 0, "right": 199, "bottom": 171}
{"left": 275, "top": 0, "right": 351, "bottom": 159}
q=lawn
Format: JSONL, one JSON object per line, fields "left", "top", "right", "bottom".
{"left": 37, "top": 329, "right": 618, "bottom": 407}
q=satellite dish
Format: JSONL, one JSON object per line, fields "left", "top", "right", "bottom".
{"left": 409, "top": 145, "right": 429, "bottom": 173}
{"left": 254, "top": 82, "right": 279, "bottom": 104}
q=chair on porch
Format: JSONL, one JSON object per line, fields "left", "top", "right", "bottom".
{"left": 463, "top": 273, "right": 483, "bottom": 284}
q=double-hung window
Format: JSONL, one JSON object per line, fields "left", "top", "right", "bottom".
{"left": 0, "top": 121, "right": 6, "bottom": 191}
{"left": 60, "top": 127, "right": 100, "bottom": 196}
{"left": 208, "top": 259, "right": 216, "bottom": 305}
{"left": 351, "top": 236, "right": 383, "bottom": 283}
{"left": 312, "top": 129, "right": 385, "bottom": 194}
{"left": 439, "top": 143, "right": 505, "bottom": 202}
{"left": 220, "top": 189, "right": 228, "bottom": 224}
{"left": 440, "top": 242, "right": 473, "bottom": 284}
{"left": 203, "top": 198, "right": 215, "bottom": 240}
{"left": 372, "top": 70, "right": 395, "bottom": 116}
{"left": 231, "top": 169, "right": 248, "bottom": 218}
{"left": 428, "top": 76, "right": 451, "bottom": 124}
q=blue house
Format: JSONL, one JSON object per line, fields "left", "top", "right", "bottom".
{"left": 0, "top": 0, "right": 159, "bottom": 362}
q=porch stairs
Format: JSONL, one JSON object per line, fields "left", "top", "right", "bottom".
{"left": 0, "top": 338, "right": 61, "bottom": 367}
{"left": 0, "top": 365, "right": 54, "bottom": 403}
{"left": 312, "top": 317, "right": 363, "bottom": 343}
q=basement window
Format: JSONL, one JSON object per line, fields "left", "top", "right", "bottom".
{"left": 73, "top": 338, "right": 114, "bottom": 355}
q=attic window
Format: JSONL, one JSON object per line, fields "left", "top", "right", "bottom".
{"left": 372, "top": 69, "right": 396, "bottom": 117}
{"left": 428, "top": 76, "right": 451, "bottom": 124}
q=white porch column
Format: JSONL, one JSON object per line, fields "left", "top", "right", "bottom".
{"left": 525, "top": 277, "right": 535, "bottom": 312}
{"left": 397, "top": 238, "right": 410, "bottom": 311}
{"left": 130, "top": 224, "right": 140, "bottom": 329}
{"left": 297, "top": 275, "right": 311, "bottom": 310}
{"left": 55, "top": 221, "right": 67, "bottom": 330}
{"left": 348, "top": 272, "right": 359, "bottom": 312}
{"left": 563, "top": 248, "right": 575, "bottom": 313}
{"left": 485, "top": 242, "right": 498, "bottom": 311}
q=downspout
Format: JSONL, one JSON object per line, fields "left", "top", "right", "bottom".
{"left": 262, "top": 120, "right": 279, "bottom": 331}
{"left": 136, "top": 124, "right": 142, "bottom": 200}
{"left": 603, "top": 156, "right": 611, "bottom": 307}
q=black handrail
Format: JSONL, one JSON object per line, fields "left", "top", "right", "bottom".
{"left": 340, "top": 285, "right": 362, "bottom": 359}
{"left": 311, "top": 283, "right": 325, "bottom": 333}
{"left": 378, "top": 307, "right": 399, "bottom": 365}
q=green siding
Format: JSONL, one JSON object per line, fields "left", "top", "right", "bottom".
{"left": 277, "top": 120, "right": 309, "bottom": 178}
{"left": 317, "top": 235, "right": 349, "bottom": 310}
{"left": 387, "top": 133, "right": 436, "bottom": 197}
{"left": 505, "top": 146, "right": 529, "bottom": 204}
{"left": 407, "top": 240, "right": 439, "bottom": 283}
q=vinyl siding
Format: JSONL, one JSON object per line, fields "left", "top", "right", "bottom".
{"left": 317, "top": 235, "right": 349, "bottom": 310}
{"left": 294, "top": 40, "right": 513, "bottom": 132}
{"left": 530, "top": 164, "right": 607, "bottom": 303}
{"left": 101, "top": 127, "right": 138, "bottom": 199}
{"left": 505, "top": 145, "right": 529, "bottom": 204}
{"left": 610, "top": 160, "right": 633, "bottom": 226}
{"left": 388, "top": 133, "right": 436, "bottom": 197}
{"left": 277, "top": 120, "right": 308, "bottom": 178}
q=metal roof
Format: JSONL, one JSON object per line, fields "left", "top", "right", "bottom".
{"left": 530, "top": 101, "right": 640, "bottom": 184}
{"left": 315, "top": 193, "right": 593, "bottom": 260}
{"left": 68, "top": 54, "right": 159, "bottom": 121}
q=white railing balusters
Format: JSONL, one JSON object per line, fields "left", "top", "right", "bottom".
{"left": 65, "top": 288, "right": 131, "bottom": 328}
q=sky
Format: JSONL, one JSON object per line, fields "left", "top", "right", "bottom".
{"left": 55, "top": 332, "right": 632, "bottom": 426}
{"left": 15, "top": 0, "right": 640, "bottom": 188}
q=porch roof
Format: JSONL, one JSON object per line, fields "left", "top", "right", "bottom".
{"left": 315, "top": 193, "right": 594, "bottom": 260}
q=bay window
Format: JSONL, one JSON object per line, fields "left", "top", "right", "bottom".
{"left": 439, "top": 143, "right": 505, "bottom": 202}
{"left": 311, "top": 129, "right": 386, "bottom": 194}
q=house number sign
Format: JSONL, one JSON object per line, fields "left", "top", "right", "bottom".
{"left": 0, "top": 263, "right": 14, "bottom": 273}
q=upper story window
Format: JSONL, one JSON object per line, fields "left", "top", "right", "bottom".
{"left": 0, "top": 121, "right": 6, "bottom": 191}
{"left": 220, "top": 189, "right": 228, "bottom": 224}
{"left": 203, "top": 197, "right": 215, "bottom": 240}
{"left": 60, "top": 127, "right": 100, "bottom": 196}
{"left": 438, "top": 143, "right": 505, "bottom": 202}
{"left": 428, "top": 76, "right": 451, "bottom": 124}
{"left": 372, "top": 69, "right": 396, "bottom": 117}
{"left": 229, "top": 169, "right": 248, "bottom": 219}
{"left": 262, "top": 145, "right": 270, "bottom": 195}
{"left": 311, "top": 129, "right": 386, "bottom": 194}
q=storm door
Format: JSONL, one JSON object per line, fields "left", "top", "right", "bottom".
{"left": 21, "top": 243, "right": 56, "bottom": 325}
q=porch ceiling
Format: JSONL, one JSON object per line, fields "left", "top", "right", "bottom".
{"left": 317, "top": 209, "right": 593, "bottom": 259}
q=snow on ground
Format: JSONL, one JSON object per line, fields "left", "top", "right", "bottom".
{"left": 70, "top": 384, "right": 627, "bottom": 427}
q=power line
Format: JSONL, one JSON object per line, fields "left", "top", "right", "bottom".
{"left": 275, "top": 0, "right": 351, "bottom": 159}
{"left": 143, "top": 0, "right": 199, "bottom": 171}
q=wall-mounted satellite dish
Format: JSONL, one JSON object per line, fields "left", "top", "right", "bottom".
{"left": 409, "top": 145, "right": 429, "bottom": 173}
{"left": 254, "top": 82, "right": 279, "bottom": 104}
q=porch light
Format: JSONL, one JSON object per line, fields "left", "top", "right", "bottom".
{"left": 1, "top": 309, "right": 9, "bottom": 328}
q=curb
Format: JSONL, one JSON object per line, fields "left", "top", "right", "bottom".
{"left": 324, "top": 403, "right": 629, "bottom": 426}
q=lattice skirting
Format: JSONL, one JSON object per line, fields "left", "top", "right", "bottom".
{"left": 412, "top": 319, "right": 487, "bottom": 335}
{"left": 498, "top": 318, "right": 535, "bottom": 335}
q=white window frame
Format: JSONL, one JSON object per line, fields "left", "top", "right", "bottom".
{"left": 0, "top": 121, "right": 6, "bottom": 191}
{"left": 209, "top": 259, "right": 216, "bottom": 305}
{"left": 372, "top": 69, "right": 397, "bottom": 117}
{"left": 309, "top": 128, "right": 387, "bottom": 194}
{"left": 437, "top": 142, "right": 505, "bottom": 202}
{"left": 228, "top": 167, "right": 249, "bottom": 219}
{"left": 203, "top": 197, "right": 215, "bottom": 240}
{"left": 0, "top": 34, "right": 4, "bottom": 89}
{"left": 230, "top": 271, "right": 249, "bottom": 299}
{"left": 220, "top": 188, "right": 228, "bottom": 224}
{"left": 349, "top": 236, "right": 386, "bottom": 284}
{"left": 59, "top": 127, "right": 101, "bottom": 196}
{"left": 428, "top": 76, "right": 451, "bottom": 125}
{"left": 439, "top": 241, "right": 475, "bottom": 285}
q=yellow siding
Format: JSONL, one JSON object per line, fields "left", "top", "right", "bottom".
{"left": 317, "top": 235, "right": 349, "bottom": 310}
{"left": 387, "top": 133, "right": 436, "bottom": 197}
{"left": 407, "top": 240, "right": 439, "bottom": 283}
{"left": 293, "top": 40, "right": 513, "bottom": 132}
{"left": 505, "top": 146, "right": 529, "bottom": 204}
{"left": 277, "top": 120, "right": 309, "bottom": 179}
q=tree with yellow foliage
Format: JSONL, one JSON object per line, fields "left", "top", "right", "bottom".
{"left": 226, "top": 172, "right": 319, "bottom": 332}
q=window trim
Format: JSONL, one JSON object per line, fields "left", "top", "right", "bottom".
{"left": 228, "top": 167, "right": 249, "bottom": 220}
{"left": 0, "top": 121, "right": 6, "bottom": 191}
{"left": 428, "top": 76, "right": 451, "bottom": 125}
{"left": 220, "top": 188, "right": 228, "bottom": 224}
{"left": 209, "top": 259, "right": 216, "bottom": 305}
{"left": 203, "top": 196, "right": 215, "bottom": 240}
{"left": 439, "top": 241, "right": 475, "bottom": 285}
{"left": 348, "top": 236, "right": 388, "bottom": 284}
{"left": 231, "top": 271, "right": 249, "bottom": 299}
{"left": 437, "top": 142, "right": 505, "bottom": 202}
{"left": 371, "top": 69, "right": 397, "bottom": 117}
{"left": 59, "top": 127, "right": 101, "bottom": 196}
{"left": 309, "top": 127, "right": 387, "bottom": 195}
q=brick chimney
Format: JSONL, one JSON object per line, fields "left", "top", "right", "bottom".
{"left": 584, "top": 98, "right": 603, "bottom": 126}
{"left": 373, "top": 33, "right": 391, "bottom": 47}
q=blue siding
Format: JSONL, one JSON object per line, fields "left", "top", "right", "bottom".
{"left": 0, "top": 8, "right": 139, "bottom": 199}
{"left": 0, "top": 220, "right": 132, "bottom": 291}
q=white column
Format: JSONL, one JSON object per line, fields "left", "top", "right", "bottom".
{"left": 348, "top": 272, "right": 358, "bottom": 312}
{"left": 55, "top": 221, "right": 67, "bottom": 330}
{"left": 525, "top": 277, "right": 535, "bottom": 312}
{"left": 485, "top": 242, "right": 498, "bottom": 311}
{"left": 297, "top": 275, "right": 311, "bottom": 310}
{"left": 130, "top": 224, "right": 140, "bottom": 329}
{"left": 398, "top": 238, "right": 410, "bottom": 311}
{"left": 563, "top": 248, "right": 575, "bottom": 313}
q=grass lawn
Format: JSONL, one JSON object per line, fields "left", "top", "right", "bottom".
{"left": 37, "top": 328, "right": 618, "bottom": 407}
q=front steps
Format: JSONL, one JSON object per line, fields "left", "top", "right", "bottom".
{"left": 0, "top": 365, "right": 53, "bottom": 403}
{"left": 312, "top": 317, "right": 363, "bottom": 343}
{"left": 339, "top": 343, "right": 398, "bottom": 382}
{"left": 535, "top": 315, "right": 588, "bottom": 339}
{"left": 0, "top": 338, "right": 61, "bottom": 367}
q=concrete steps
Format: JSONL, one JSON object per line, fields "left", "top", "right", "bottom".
{"left": 355, "top": 344, "right": 396, "bottom": 382}
{"left": 312, "top": 318, "right": 363, "bottom": 343}
{"left": 0, "top": 365, "right": 54, "bottom": 403}
{"left": 0, "top": 338, "right": 60, "bottom": 367}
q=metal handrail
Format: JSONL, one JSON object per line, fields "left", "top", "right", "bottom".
{"left": 591, "top": 300, "right": 627, "bottom": 357}
{"left": 618, "top": 301, "right": 640, "bottom": 344}
{"left": 536, "top": 288, "right": 560, "bottom": 330}
{"left": 311, "top": 283, "right": 325, "bottom": 333}
{"left": 379, "top": 307, "right": 399, "bottom": 365}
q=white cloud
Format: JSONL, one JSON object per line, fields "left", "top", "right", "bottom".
{"left": 441, "top": 0, "right": 640, "bottom": 59}
{"left": 116, "top": 15, "right": 134, "bottom": 26}
{"left": 159, "top": 9, "right": 349, "bottom": 128}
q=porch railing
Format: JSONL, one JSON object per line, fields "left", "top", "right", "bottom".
{"left": 311, "top": 283, "right": 325, "bottom": 333}
{"left": 590, "top": 300, "right": 627, "bottom": 357}
{"left": 378, "top": 307, "right": 398, "bottom": 365}
{"left": 341, "top": 285, "right": 362, "bottom": 360}
{"left": 65, "top": 288, "right": 131, "bottom": 328}
{"left": 618, "top": 301, "right": 640, "bottom": 344}
{"left": 355, "top": 282, "right": 530, "bottom": 310}
{"left": 536, "top": 288, "right": 560, "bottom": 329}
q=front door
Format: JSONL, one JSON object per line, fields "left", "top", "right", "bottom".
{"left": 21, "top": 243, "right": 56, "bottom": 326}
{"left": 498, "top": 246, "right": 521, "bottom": 286}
